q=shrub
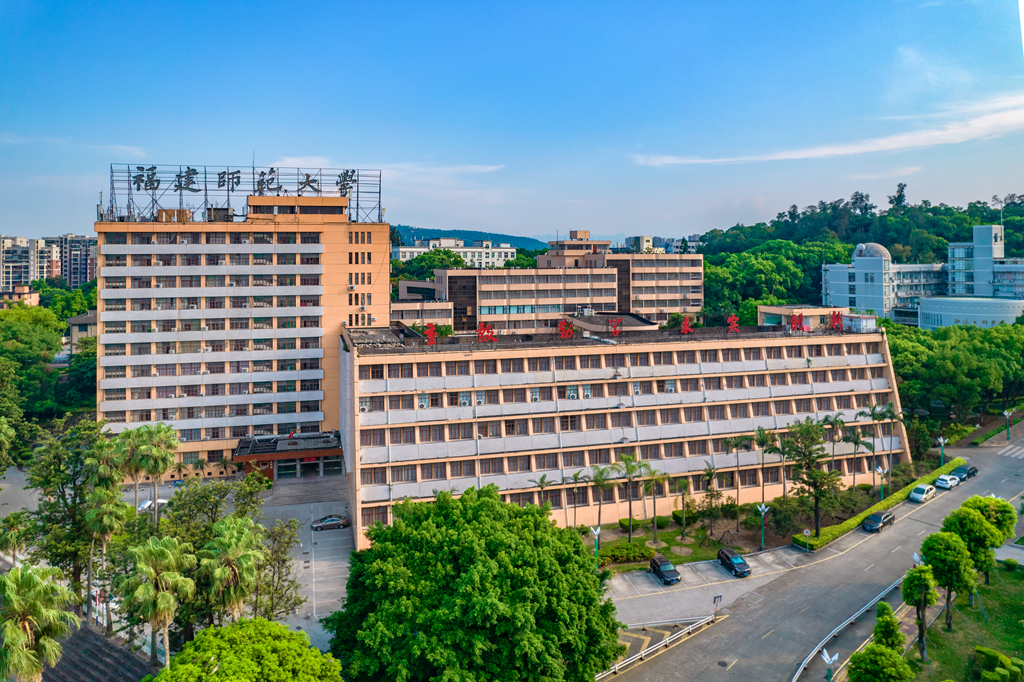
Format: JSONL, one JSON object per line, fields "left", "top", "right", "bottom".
{"left": 981, "top": 671, "right": 1002, "bottom": 682}
{"left": 995, "top": 668, "right": 1011, "bottom": 682}
{"left": 1013, "top": 660, "right": 1024, "bottom": 677}
{"left": 618, "top": 518, "right": 649, "bottom": 532}
{"left": 1003, "top": 558, "right": 1019, "bottom": 572}
{"left": 654, "top": 515, "right": 671, "bottom": 529}
{"left": 856, "top": 483, "right": 873, "bottom": 493}
{"left": 597, "top": 542, "right": 654, "bottom": 567}
{"left": 978, "top": 647, "right": 1004, "bottom": 671}
{"left": 672, "top": 509, "right": 685, "bottom": 526}
{"left": 720, "top": 502, "right": 739, "bottom": 520}
{"left": 792, "top": 458, "right": 966, "bottom": 551}
{"left": 1007, "top": 665, "right": 1022, "bottom": 682}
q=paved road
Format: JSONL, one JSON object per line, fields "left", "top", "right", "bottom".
{"left": 613, "top": 445, "right": 1024, "bottom": 682}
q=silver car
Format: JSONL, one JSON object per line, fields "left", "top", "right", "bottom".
{"left": 908, "top": 484, "right": 936, "bottom": 503}
{"left": 312, "top": 515, "right": 351, "bottom": 531}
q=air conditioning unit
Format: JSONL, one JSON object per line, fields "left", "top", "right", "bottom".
{"left": 241, "top": 389, "right": 249, "bottom": 395}
{"left": 149, "top": 328, "right": 157, "bottom": 333}
{"left": 198, "top": 370, "right": 208, "bottom": 375}
{"left": 360, "top": 306, "right": 366, "bottom": 311}
{"left": 666, "top": 386, "right": 676, "bottom": 393}
{"left": 168, "top": 349, "right": 176, "bottom": 354}
{"left": 152, "top": 371, "right": 159, "bottom": 377}
{"left": 531, "top": 397, "right": 539, "bottom": 402}
{"left": 154, "top": 262, "right": 163, "bottom": 267}
{"left": 240, "top": 367, "right": 250, "bottom": 373}
{"left": 181, "top": 239, "right": 189, "bottom": 245}
{"left": 570, "top": 395, "right": 578, "bottom": 400}
{"left": 188, "top": 305, "right": 197, "bottom": 309}
{"left": 460, "top": 400, "right": 470, "bottom": 406}
{"left": 198, "top": 392, "right": 205, "bottom": 397}
{"left": 204, "top": 347, "right": 212, "bottom": 352}
{"left": 242, "top": 239, "right": 249, "bottom": 244}
{"left": 348, "top": 285, "right": 355, "bottom": 291}
{"left": 370, "top": 316, "right": 377, "bottom": 321}
{"left": 634, "top": 389, "right": 642, "bottom": 396}
{"left": 242, "top": 303, "right": 249, "bottom": 308}
{"left": 418, "top": 403, "right": 428, "bottom": 409}
{"left": 476, "top": 399, "right": 484, "bottom": 406}
{"left": 359, "top": 406, "right": 367, "bottom": 412}
{"left": 200, "top": 325, "right": 208, "bottom": 331}
{"left": 228, "top": 282, "right": 236, "bottom": 287}
{"left": 155, "top": 283, "right": 163, "bottom": 288}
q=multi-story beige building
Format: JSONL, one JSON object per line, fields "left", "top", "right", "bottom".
{"left": 0, "top": 237, "right": 61, "bottom": 290}
{"left": 95, "top": 165, "right": 388, "bottom": 480}
{"left": 45, "top": 234, "right": 97, "bottom": 289}
{"left": 339, "top": 322, "right": 908, "bottom": 548}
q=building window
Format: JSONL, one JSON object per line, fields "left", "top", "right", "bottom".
{"left": 361, "top": 506, "right": 389, "bottom": 527}
{"left": 420, "top": 462, "right": 446, "bottom": 481}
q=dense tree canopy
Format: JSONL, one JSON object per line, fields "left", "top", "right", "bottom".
{"left": 392, "top": 249, "right": 467, "bottom": 282}
{"left": 325, "top": 485, "right": 624, "bottom": 682}
{"left": 31, "top": 278, "right": 96, "bottom": 324}
{"left": 147, "top": 618, "right": 342, "bottom": 682}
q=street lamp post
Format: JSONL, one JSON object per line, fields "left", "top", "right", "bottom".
{"left": 756, "top": 503, "right": 769, "bottom": 551}
{"left": 590, "top": 526, "right": 601, "bottom": 568}
{"left": 936, "top": 436, "right": 948, "bottom": 467}
{"left": 876, "top": 466, "right": 889, "bottom": 501}
{"left": 1003, "top": 410, "right": 1013, "bottom": 441}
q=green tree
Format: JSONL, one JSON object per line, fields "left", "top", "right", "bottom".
{"left": 324, "top": 486, "right": 624, "bottom": 682}
{"left": 0, "top": 305, "right": 64, "bottom": 418}
{"left": 60, "top": 335, "right": 97, "bottom": 407}
{"left": 115, "top": 428, "right": 149, "bottom": 511}
{"left": 901, "top": 564, "right": 939, "bottom": 664}
{"left": 589, "top": 465, "right": 616, "bottom": 549}
{"left": 147, "top": 618, "right": 342, "bottom": 682}
{"left": 198, "top": 517, "right": 265, "bottom": 622}
{"left": 399, "top": 249, "right": 466, "bottom": 281}
{"left": 960, "top": 495, "right": 1019, "bottom": 544}
{"left": 941, "top": 507, "right": 1002, "bottom": 586}
{"left": 84, "top": 435, "right": 122, "bottom": 491}
{"left": 0, "top": 565, "right": 80, "bottom": 682}
{"left": 765, "top": 436, "right": 798, "bottom": 500}
{"left": 788, "top": 418, "right": 844, "bottom": 537}
{"left": 642, "top": 465, "right": 669, "bottom": 545}
{"left": 84, "top": 487, "right": 131, "bottom": 635}
{"left": 847, "top": 643, "right": 914, "bottom": 682}
{"left": 722, "top": 435, "right": 751, "bottom": 532}
{"left": 125, "top": 537, "right": 197, "bottom": 670}
{"left": 0, "top": 510, "right": 31, "bottom": 567}
{"left": 699, "top": 463, "right": 723, "bottom": 536}
{"left": 562, "top": 470, "right": 590, "bottom": 529}
{"left": 134, "top": 424, "right": 179, "bottom": 526}
{"left": 872, "top": 601, "right": 903, "bottom": 651}
{"left": 248, "top": 519, "right": 307, "bottom": 621}
{"left": 232, "top": 471, "right": 272, "bottom": 521}
{"left": 921, "top": 532, "right": 976, "bottom": 631}
{"left": 161, "top": 478, "right": 234, "bottom": 550}
{"left": 612, "top": 454, "right": 644, "bottom": 542}
{"left": 843, "top": 428, "right": 874, "bottom": 491}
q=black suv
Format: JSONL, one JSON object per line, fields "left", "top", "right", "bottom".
{"left": 717, "top": 548, "right": 750, "bottom": 577}
{"left": 951, "top": 465, "right": 979, "bottom": 482}
{"left": 862, "top": 511, "right": 895, "bottom": 532}
{"left": 649, "top": 556, "right": 681, "bottom": 585}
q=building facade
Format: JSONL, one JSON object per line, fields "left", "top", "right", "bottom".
{"left": 67, "top": 310, "right": 97, "bottom": 355}
{"left": 341, "top": 323, "right": 908, "bottom": 549}
{"left": 94, "top": 165, "right": 389, "bottom": 480}
{"left": 392, "top": 238, "right": 516, "bottom": 268}
{"left": 0, "top": 237, "right": 61, "bottom": 290}
{"left": 46, "top": 234, "right": 97, "bottom": 288}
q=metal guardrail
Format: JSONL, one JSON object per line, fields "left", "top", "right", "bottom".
{"left": 596, "top": 614, "right": 717, "bottom": 680}
{"left": 623, "top": 616, "right": 711, "bottom": 629}
{"left": 791, "top": 576, "right": 904, "bottom": 682}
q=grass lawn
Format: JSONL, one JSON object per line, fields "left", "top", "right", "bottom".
{"left": 906, "top": 567, "right": 1024, "bottom": 681}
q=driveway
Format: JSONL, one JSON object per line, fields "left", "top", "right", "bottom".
{"left": 611, "top": 444, "right": 1024, "bottom": 681}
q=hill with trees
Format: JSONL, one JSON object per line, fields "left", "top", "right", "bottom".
{"left": 393, "top": 225, "right": 548, "bottom": 251}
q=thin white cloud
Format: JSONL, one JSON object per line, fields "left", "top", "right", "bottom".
{"left": 636, "top": 93, "right": 1024, "bottom": 166}
{"left": 848, "top": 166, "right": 922, "bottom": 180}
{"left": 270, "top": 156, "right": 333, "bottom": 168}
{"left": 0, "top": 131, "right": 145, "bottom": 158}
{"left": 382, "top": 162, "right": 508, "bottom": 206}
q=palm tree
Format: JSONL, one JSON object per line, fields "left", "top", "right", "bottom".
{"left": 820, "top": 415, "right": 845, "bottom": 467}
{"left": 0, "top": 565, "right": 79, "bottom": 682}
{"left": 115, "top": 428, "right": 148, "bottom": 511}
{"left": 643, "top": 465, "right": 669, "bottom": 545}
{"left": 198, "top": 517, "right": 264, "bottom": 622}
{"left": 843, "top": 429, "right": 874, "bottom": 492}
{"left": 753, "top": 427, "right": 775, "bottom": 503}
{"left": 673, "top": 476, "right": 690, "bottom": 536}
{"left": 561, "top": 470, "right": 590, "bottom": 529}
{"left": 765, "top": 437, "right": 799, "bottom": 500}
{"left": 722, "top": 435, "right": 751, "bottom": 532}
{"left": 84, "top": 488, "right": 131, "bottom": 636}
{"left": 192, "top": 458, "right": 211, "bottom": 479}
{"left": 611, "top": 453, "right": 644, "bottom": 543}
{"left": 0, "top": 511, "right": 30, "bottom": 568}
{"left": 135, "top": 424, "right": 179, "bottom": 526}
{"left": 528, "top": 474, "right": 553, "bottom": 510}
{"left": 589, "top": 465, "right": 616, "bottom": 549}
{"left": 125, "top": 536, "right": 196, "bottom": 670}
{"left": 701, "top": 463, "right": 719, "bottom": 536}
{"left": 84, "top": 437, "right": 122, "bottom": 492}
{"left": 0, "top": 417, "right": 16, "bottom": 469}
{"left": 171, "top": 461, "right": 189, "bottom": 480}
{"left": 859, "top": 403, "right": 893, "bottom": 490}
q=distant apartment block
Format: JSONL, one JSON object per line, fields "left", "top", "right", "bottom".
{"left": 46, "top": 234, "right": 97, "bottom": 288}
{"left": 0, "top": 237, "right": 61, "bottom": 290}
{"left": 392, "top": 237, "right": 516, "bottom": 268}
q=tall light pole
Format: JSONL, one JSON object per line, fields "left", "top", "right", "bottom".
{"left": 1003, "top": 410, "right": 1013, "bottom": 441}
{"left": 756, "top": 503, "right": 769, "bottom": 551}
{"left": 590, "top": 526, "right": 601, "bottom": 568}
{"left": 876, "top": 466, "right": 889, "bottom": 501}
{"left": 936, "top": 436, "right": 948, "bottom": 467}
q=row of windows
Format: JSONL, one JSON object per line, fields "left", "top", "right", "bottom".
{"left": 348, "top": 293, "right": 373, "bottom": 306}
{"left": 103, "top": 401, "right": 321, "bottom": 418}
{"left": 348, "top": 252, "right": 373, "bottom": 265}
{"left": 630, "top": 286, "right": 704, "bottom": 295}
{"left": 104, "top": 274, "right": 321, "bottom": 288}
{"left": 630, "top": 272, "right": 703, "bottom": 281}
{"left": 359, "top": 447, "right": 895, "bottom": 485}
{"left": 103, "top": 232, "right": 320, "bottom": 245}
{"left": 251, "top": 205, "right": 344, "bottom": 216}
{"left": 358, "top": 400, "right": 894, "bottom": 446}
{"left": 477, "top": 289, "right": 617, "bottom": 300}
{"left": 104, "top": 317, "right": 321, "bottom": 334}
{"left": 104, "top": 253, "right": 320, "bottom": 267}
{"left": 348, "top": 231, "right": 374, "bottom": 244}
{"left": 103, "top": 337, "right": 321, "bottom": 356}
{"left": 104, "top": 381, "right": 321, "bottom": 400}
{"left": 103, "top": 296, "right": 320, "bottom": 311}
{"left": 104, "top": 360, "right": 320, "bottom": 379}
{"left": 357, "top": 344, "right": 883, "bottom": 379}
{"left": 477, "top": 274, "right": 618, "bottom": 285}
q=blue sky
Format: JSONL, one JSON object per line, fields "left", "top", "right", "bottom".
{"left": 1, "top": 1, "right": 1023, "bottom": 240}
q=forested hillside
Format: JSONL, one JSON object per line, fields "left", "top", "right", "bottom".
{"left": 393, "top": 225, "right": 548, "bottom": 251}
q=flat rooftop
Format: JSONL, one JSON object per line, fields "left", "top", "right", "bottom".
{"left": 233, "top": 431, "right": 341, "bottom": 459}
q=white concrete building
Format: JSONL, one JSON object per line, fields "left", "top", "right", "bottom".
{"left": 392, "top": 238, "right": 516, "bottom": 268}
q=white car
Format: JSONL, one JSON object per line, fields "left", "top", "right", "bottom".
{"left": 909, "top": 484, "right": 937, "bottom": 503}
{"left": 934, "top": 474, "right": 960, "bottom": 490}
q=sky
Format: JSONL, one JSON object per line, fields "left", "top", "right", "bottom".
{"left": 1, "top": 1, "right": 1023, "bottom": 241}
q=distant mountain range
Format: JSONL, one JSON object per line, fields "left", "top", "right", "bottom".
{"left": 394, "top": 225, "right": 549, "bottom": 251}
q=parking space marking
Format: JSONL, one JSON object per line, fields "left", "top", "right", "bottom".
{"left": 917, "top": 529, "right": 928, "bottom": 536}
{"left": 890, "top": 545, "right": 902, "bottom": 553}
{"left": 761, "top": 629, "right": 774, "bottom": 639}
{"left": 863, "top": 564, "right": 874, "bottom": 572}
{"left": 726, "top": 659, "right": 738, "bottom": 671}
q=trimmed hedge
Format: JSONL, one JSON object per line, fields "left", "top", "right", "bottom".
{"left": 672, "top": 509, "right": 686, "bottom": 526}
{"left": 1003, "top": 558, "right": 1019, "bottom": 572}
{"left": 618, "top": 518, "right": 649, "bottom": 532}
{"left": 597, "top": 542, "right": 654, "bottom": 567}
{"left": 792, "top": 458, "right": 966, "bottom": 551}
{"left": 654, "top": 515, "right": 672, "bottom": 529}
